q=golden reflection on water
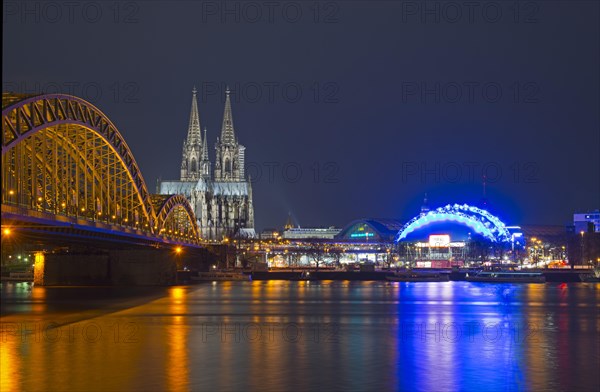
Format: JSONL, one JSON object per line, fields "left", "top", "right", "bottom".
{"left": 0, "top": 316, "right": 146, "bottom": 391}
{"left": 30, "top": 286, "right": 47, "bottom": 314}
{"left": 0, "top": 335, "right": 20, "bottom": 392}
{"left": 167, "top": 287, "right": 189, "bottom": 392}
{"left": 524, "top": 284, "right": 546, "bottom": 389}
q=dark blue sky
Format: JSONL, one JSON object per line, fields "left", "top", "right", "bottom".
{"left": 3, "top": 1, "right": 599, "bottom": 230}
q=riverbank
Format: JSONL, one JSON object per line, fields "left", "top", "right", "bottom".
{"left": 249, "top": 269, "right": 592, "bottom": 283}
{"left": 5, "top": 268, "right": 594, "bottom": 285}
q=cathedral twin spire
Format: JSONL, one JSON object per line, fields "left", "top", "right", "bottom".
{"left": 181, "top": 86, "right": 244, "bottom": 182}
{"left": 181, "top": 87, "right": 210, "bottom": 181}
{"left": 220, "top": 88, "right": 237, "bottom": 146}
{"left": 186, "top": 87, "right": 202, "bottom": 145}
{"left": 214, "top": 87, "right": 244, "bottom": 181}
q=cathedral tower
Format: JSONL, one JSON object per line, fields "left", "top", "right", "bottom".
{"left": 181, "top": 87, "right": 203, "bottom": 181}
{"left": 214, "top": 88, "right": 245, "bottom": 181}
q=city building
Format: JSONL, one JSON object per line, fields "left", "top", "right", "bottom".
{"left": 336, "top": 218, "right": 404, "bottom": 242}
{"left": 574, "top": 210, "right": 600, "bottom": 233}
{"left": 409, "top": 234, "right": 467, "bottom": 268}
{"left": 260, "top": 229, "right": 280, "bottom": 240}
{"left": 282, "top": 227, "right": 341, "bottom": 239}
{"left": 277, "top": 214, "right": 341, "bottom": 239}
{"left": 158, "top": 88, "right": 255, "bottom": 240}
{"left": 518, "top": 225, "right": 569, "bottom": 243}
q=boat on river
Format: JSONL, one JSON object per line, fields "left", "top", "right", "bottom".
{"left": 386, "top": 271, "right": 449, "bottom": 282}
{"left": 579, "top": 274, "right": 600, "bottom": 282}
{"left": 579, "top": 267, "right": 600, "bottom": 282}
{"left": 0, "top": 271, "right": 34, "bottom": 282}
{"left": 192, "top": 271, "right": 251, "bottom": 281}
{"left": 465, "top": 271, "right": 545, "bottom": 283}
{"left": 289, "top": 271, "right": 316, "bottom": 281}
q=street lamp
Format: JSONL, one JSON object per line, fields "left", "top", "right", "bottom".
{"left": 1, "top": 227, "right": 13, "bottom": 266}
{"left": 580, "top": 231, "right": 585, "bottom": 267}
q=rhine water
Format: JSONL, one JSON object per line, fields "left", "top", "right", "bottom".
{"left": 1, "top": 281, "right": 598, "bottom": 391}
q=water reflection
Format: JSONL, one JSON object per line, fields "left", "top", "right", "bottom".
{"left": 1, "top": 281, "right": 598, "bottom": 391}
{"left": 167, "top": 287, "right": 189, "bottom": 391}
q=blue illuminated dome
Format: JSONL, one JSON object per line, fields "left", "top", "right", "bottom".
{"left": 396, "top": 204, "right": 511, "bottom": 243}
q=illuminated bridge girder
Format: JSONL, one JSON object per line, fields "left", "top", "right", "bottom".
{"left": 2, "top": 94, "right": 199, "bottom": 245}
{"left": 152, "top": 194, "right": 200, "bottom": 244}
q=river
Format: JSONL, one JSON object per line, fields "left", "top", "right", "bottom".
{"left": 1, "top": 281, "right": 598, "bottom": 391}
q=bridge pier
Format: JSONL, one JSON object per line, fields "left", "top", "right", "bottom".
{"left": 34, "top": 248, "right": 202, "bottom": 286}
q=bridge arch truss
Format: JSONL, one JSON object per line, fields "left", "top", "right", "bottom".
{"left": 2, "top": 93, "right": 199, "bottom": 245}
{"left": 152, "top": 195, "right": 200, "bottom": 242}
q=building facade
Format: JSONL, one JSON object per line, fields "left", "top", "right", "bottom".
{"left": 158, "top": 88, "right": 255, "bottom": 240}
{"left": 336, "top": 218, "right": 404, "bottom": 242}
{"left": 574, "top": 210, "right": 600, "bottom": 233}
{"left": 282, "top": 227, "right": 341, "bottom": 239}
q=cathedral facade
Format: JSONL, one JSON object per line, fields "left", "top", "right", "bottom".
{"left": 158, "top": 88, "right": 255, "bottom": 240}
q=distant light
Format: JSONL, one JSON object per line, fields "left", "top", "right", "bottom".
{"left": 429, "top": 234, "right": 450, "bottom": 247}
{"left": 3, "top": 228, "right": 11, "bottom": 235}
{"left": 350, "top": 232, "right": 374, "bottom": 238}
{"left": 175, "top": 246, "right": 182, "bottom": 254}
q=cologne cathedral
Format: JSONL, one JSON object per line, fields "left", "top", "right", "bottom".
{"left": 158, "top": 87, "right": 255, "bottom": 240}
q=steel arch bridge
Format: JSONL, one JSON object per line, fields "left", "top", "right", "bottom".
{"left": 2, "top": 93, "right": 199, "bottom": 246}
{"left": 395, "top": 203, "right": 511, "bottom": 243}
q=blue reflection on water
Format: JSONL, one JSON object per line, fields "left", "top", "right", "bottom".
{"left": 389, "top": 282, "right": 597, "bottom": 392}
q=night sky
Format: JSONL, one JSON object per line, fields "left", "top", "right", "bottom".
{"left": 3, "top": 1, "right": 599, "bottom": 231}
